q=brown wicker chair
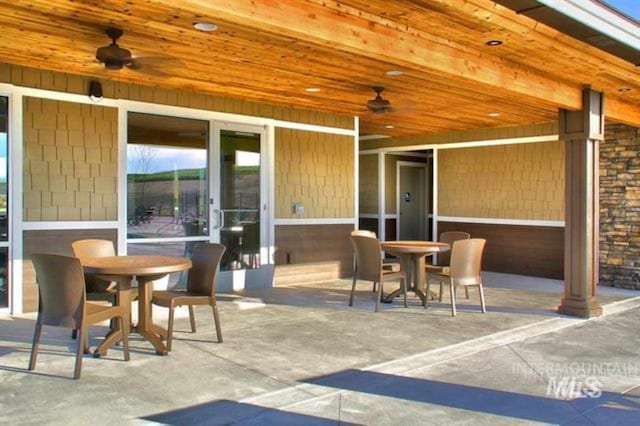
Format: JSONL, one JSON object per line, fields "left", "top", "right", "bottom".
{"left": 151, "top": 243, "right": 226, "bottom": 351}
{"left": 425, "top": 238, "right": 487, "bottom": 316}
{"left": 71, "top": 239, "right": 138, "bottom": 339}
{"left": 426, "top": 231, "right": 471, "bottom": 301}
{"left": 350, "top": 234, "right": 406, "bottom": 312}
{"left": 351, "top": 230, "right": 400, "bottom": 293}
{"left": 29, "top": 254, "right": 130, "bottom": 379}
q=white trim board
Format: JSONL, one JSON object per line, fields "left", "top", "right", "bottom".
{"left": 274, "top": 218, "right": 357, "bottom": 225}
{"left": 437, "top": 216, "right": 565, "bottom": 227}
{"left": 359, "top": 213, "right": 398, "bottom": 219}
{"left": 359, "top": 135, "right": 559, "bottom": 154}
{"left": 22, "top": 221, "right": 120, "bottom": 230}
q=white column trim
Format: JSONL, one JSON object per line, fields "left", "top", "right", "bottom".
{"left": 8, "top": 91, "right": 22, "bottom": 315}
{"left": 378, "top": 152, "right": 386, "bottom": 241}
{"left": 353, "top": 117, "right": 359, "bottom": 230}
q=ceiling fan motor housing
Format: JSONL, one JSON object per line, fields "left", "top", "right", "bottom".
{"left": 96, "top": 27, "right": 133, "bottom": 70}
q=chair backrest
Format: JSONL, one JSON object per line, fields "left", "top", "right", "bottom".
{"left": 436, "top": 231, "right": 471, "bottom": 266}
{"left": 72, "top": 239, "right": 116, "bottom": 293}
{"left": 186, "top": 243, "right": 226, "bottom": 297}
{"left": 350, "top": 234, "right": 383, "bottom": 282}
{"left": 351, "top": 229, "right": 377, "bottom": 238}
{"left": 71, "top": 239, "right": 116, "bottom": 259}
{"left": 449, "top": 239, "right": 486, "bottom": 285}
{"left": 31, "top": 254, "right": 86, "bottom": 329}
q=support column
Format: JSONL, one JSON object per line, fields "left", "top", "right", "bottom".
{"left": 558, "top": 88, "right": 603, "bottom": 318}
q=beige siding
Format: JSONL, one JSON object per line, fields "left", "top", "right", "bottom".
{"left": 438, "top": 142, "right": 564, "bottom": 220}
{"left": 275, "top": 128, "right": 354, "bottom": 218}
{"left": 359, "top": 154, "right": 378, "bottom": 214}
{"left": 23, "top": 97, "right": 118, "bottom": 221}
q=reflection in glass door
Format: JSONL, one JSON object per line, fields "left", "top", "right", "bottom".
{"left": 0, "top": 96, "right": 8, "bottom": 308}
{"left": 126, "top": 112, "right": 209, "bottom": 264}
{"left": 215, "top": 130, "right": 262, "bottom": 271}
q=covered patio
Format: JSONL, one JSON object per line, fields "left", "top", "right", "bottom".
{"left": 1, "top": 274, "right": 640, "bottom": 423}
{"left": 1, "top": 0, "right": 640, "bottom": 423}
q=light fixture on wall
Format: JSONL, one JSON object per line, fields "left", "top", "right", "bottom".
{"left": 88, "top": 80, "right": 103, "bottom": 103}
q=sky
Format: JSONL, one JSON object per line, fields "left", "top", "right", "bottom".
{"left": 601, "top": 0, "right": 640, "bottom": 21}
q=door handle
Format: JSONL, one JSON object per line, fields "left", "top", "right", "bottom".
{"left": 212, "top": 209, "right": 225, "bottom": 229}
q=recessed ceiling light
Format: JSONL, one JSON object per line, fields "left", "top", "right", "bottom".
{"left": 486, "top": 40, "right": 503, "bottom": 46}
{"left": 488, "top": 112, "right": 501, "bottom": 117}
{"left": 193, "top": 22, "right": 218, "bottom": 32}
{"left": 618, "top": 87, "right": 631, "bottom": 92}
{"left": 386, "top": 70, "right": 403, "bottom": 76}
{"left": 385, "top": 125, "right": 395, "bottom": 129}
{"left": 305, "top": 87, "right": 321, "bottom": 92}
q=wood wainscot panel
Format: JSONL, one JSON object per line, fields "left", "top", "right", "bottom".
{"left": 437, "top": 222, "right": 564, "bottom": 279}
{"left": 274, "top": 224, "right": 354, "bottom": 285}
{"left": 22, "top": 229, "right": 117, "bottom": 312}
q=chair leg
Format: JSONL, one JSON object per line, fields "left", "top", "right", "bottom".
{"left": 120, "top": 315, "right": 130, "bottom": 361}
{"left": 424, "top": 278, "right": 430, "bottom": 308}
{"left": 375, "top": 279, "right": 383, "bottom": 313}
{"left": 211, "top": 304, "right": 223, "bottom": 343}
{"left": 71, "top": 329, "right": 77, "bottom": 340}
{"left": 349, "top": 275, "right": 357, "bottom": 306}
{"left": 74, "top": 328, "right": 87, "bottom": 380}
{"left": 439, "top": 283, "right": 443, "bottom": 302}
{"left": 478, "top": 284, "right": 487, "bottom": 313}
{"left": 28, "top": 321, "right": 43, "bottom": 371}
{"left": 188, "top": 305, "right": 197, "bottom": 333}
{"left": 166, "top": 305, "right": 176, "bottom": 352}
{"left": 372, "top": 281, "right": 377, "bottom": 292}
{"left": 402, "top": 277, "right": 408, "bottom": 308}
{"left": 465, "top": 286, "right": 470, "bottom": 299}
{"left": 450, "top": 284, "right": 457, "bottom": 317}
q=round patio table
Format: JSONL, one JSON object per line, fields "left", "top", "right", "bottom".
{"left": 82, "top": 255, "right": 192, "bottom": 356}
{"left": 380, "top": 241, "right": 450, "bottom": 303}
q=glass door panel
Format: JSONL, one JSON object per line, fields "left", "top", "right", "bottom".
{"left": 217, "top": 129, "right": 262, "bottom": 271}
{"left": 126, "top": 112, "right": 209, "bottom": 260}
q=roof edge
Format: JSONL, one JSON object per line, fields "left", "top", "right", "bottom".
{"left": 495, "top": 0, "right": 640, "bottom": 65}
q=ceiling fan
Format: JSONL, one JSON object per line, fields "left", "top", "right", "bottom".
{"left": 96, "top": 27, "right": 135, "bottom": 70}
{"left": 366, "top": 86, "right": 393, "bottom": 114}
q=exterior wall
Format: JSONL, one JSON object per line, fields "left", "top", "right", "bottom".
{"left": 275, "top": 128, "right": 353, "bottom": 219}
{"left": 438, "top": 142, "right": 564, "bottom": 220}
{"left": 23, "top": 98, "right": 118, "bottom": 221}
{"left": 1, "top": 63, "right": 356, "bottom": 310}
{"left": 600, "top": 123, "right": 640, "bottom": 289}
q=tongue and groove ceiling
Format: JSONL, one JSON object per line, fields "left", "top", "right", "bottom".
{"left": 0, "top": 0, "right": 638, "bottom": 137}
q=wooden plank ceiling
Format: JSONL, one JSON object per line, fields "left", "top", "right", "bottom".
{"left": 0, "top": 0, "right": 638, "bottom": 137}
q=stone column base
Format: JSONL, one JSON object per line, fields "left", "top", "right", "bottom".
{"left": 558, "top": 297, "right": 603, "bottom": 318}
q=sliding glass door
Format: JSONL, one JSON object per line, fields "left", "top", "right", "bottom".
{"left": 126, "top": 112, "right": 270, "bottom": 290}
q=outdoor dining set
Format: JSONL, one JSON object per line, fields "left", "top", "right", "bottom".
{"left": 27, "top": 239, "right": 226, "bottom": 379}
{"left": 25, "top": 230, "right": 487, "bottom": 380}
{"left": 349, "top": 230, "right": 488, "bottom": 316}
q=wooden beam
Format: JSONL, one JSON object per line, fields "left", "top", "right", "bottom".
{"left": 177, "top": 0, "right": 583, "bottom": 109}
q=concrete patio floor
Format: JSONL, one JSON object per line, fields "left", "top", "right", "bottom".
{"left": 1, "top": 273, "right": 640, "bottom": 425}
